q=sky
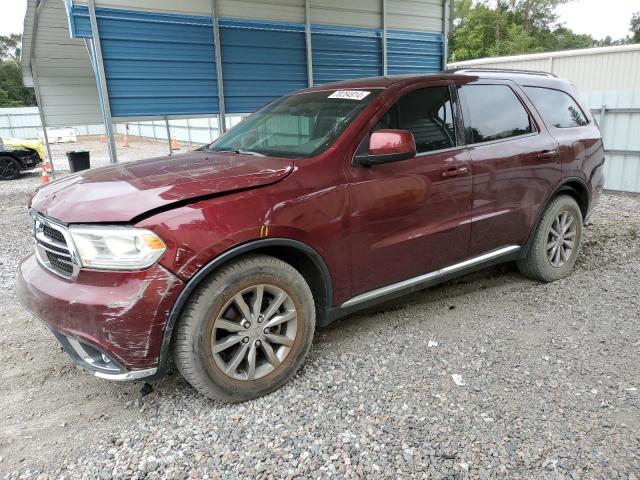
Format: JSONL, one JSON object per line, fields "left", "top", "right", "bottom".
{"left": 0, "top": 0, "right": 637, "bottom": 40}
{"left": 556, "top": 0, "right": 637, "bottom": 40}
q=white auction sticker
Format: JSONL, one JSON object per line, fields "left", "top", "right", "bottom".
{"left": 328, "top": 90, "right": 371, "bottom": 100}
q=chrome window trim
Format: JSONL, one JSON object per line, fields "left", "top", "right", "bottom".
{"left": 463, "top": 131, "right": 540, "bottom": 149}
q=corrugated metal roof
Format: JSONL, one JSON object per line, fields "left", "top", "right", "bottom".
{"left": 387, "top": 0, "right": 443, "bottom": 32}
{"left": 220, "top": 19, "right": 307, "bottom": 113}
{"left": 387, "top": 30, "right": 443, "bottom": 74}
{"left": 20, "top": 0, "right": 103, "bottom": 126}
{"left": 311, "top": 25, "right": 382, "bottom": 84}
{"left": 23, "top": 0, "right": 447, "bottom": 126}
{"left": 72, "top": 6, "right": 219, "bottom": 117}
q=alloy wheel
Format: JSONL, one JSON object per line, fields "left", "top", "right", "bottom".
{"left": 211, "top": 284, "right": 298, "bottom": 381}
{"left": 546, "top": 210, "right": 577, "bottom": 268}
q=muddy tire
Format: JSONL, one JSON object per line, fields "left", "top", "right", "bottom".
{"left": 517, "top": 194, "right": 583, "bottom": 282}
{"left": 173, "top": 254, "right": 315, "bottom": 403}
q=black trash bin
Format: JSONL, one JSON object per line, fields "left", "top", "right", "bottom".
{"left": 66, "top": 150, "right": 90, "bottom": 172}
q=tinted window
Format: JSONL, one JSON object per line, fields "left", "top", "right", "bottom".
{"left": 523, "top": 86, "right": 588, "bottom": 128}
{"left": 374, "top": 86, "right": 456, "bottom": 153}
{"left": 458, "top": 84, "right": 533, "bottom": 143}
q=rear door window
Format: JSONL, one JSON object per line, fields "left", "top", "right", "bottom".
{"left": 523, "top": 86, "right": 588, "bottom": 128}
{"left": 373, "top": 86, "right": 456, "bottom": 154}
{"left": 458, "top": 84, "right": 533, "bottom": 144}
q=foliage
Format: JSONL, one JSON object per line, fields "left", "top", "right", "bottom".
{"left": 0, "top": 35, "right": 36, "bottom": 108}
{"left": 0, "top": 34, "right": 22, "bottom": 61}
{"left": 449, "top": 0, "right": 639, "bottom": 62}
{"left": 632, "top": 12, "right": 640, "bottom": 43}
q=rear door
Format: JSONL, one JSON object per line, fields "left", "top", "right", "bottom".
{"left": 456, "top": 80, "right": 561, "bottom": 256}
{"left": 520, "top": 85, "right": 604, "bottom": 190}
{"left": 346, "top": 81, "right": 472, "bottom": 296}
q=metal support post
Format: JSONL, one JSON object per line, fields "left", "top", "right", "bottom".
{"left": 442, "top": 0, "right": 450, "bottom": 70}
{"left": 30, "top": 0, "right": 55, "bottom": 177}
{"left": 31, "top": 61, "right": 55, "bottom": 177}
{"left": 165, "top": 118, "right": 174, "bottom": 156}
{"left": 305, "top": 0, "right": 314, "bottom": 87}
{"left": 211, "top": 0, "right": 227, "bottom": 133}
{"left": 382, "top": 0, "right": 388, "bottom": 75}
{"left": 88, "top": 0, "right": 118, "bottom": 164}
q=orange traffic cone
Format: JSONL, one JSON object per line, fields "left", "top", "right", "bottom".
{"left": 44, "top": 159, "right": 52, "bottom": 173}
{"left": 41, "top": 166, "right": 50, "bottom": 184}
{"left": 171, "top": 132, "right": 180, "bottom": 150}
{"left": 123, "top": 132, "right": 129, "bottom": 148}
{"left": 100, "top": 133, "right": 106, "bottom": 143}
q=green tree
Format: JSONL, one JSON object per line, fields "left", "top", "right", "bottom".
{"left": 0, "top": 34, "right": 22, "bottom": 61}
{"left": 0, "top": 34, "right": 36, "bottom": 107}
{"left": 631, "top": 12, "right": 640, "bottom": 42}
{"left": 448, "top": 0, "right": 609, "bottom": 62}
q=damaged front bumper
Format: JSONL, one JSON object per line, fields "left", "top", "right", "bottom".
{"left": 17, "top": 253, "right": 184, "bottom": 380}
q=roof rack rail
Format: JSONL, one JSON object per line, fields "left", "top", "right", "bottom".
{"left": 446, "top": 67, "right": 558, "bottom": 78}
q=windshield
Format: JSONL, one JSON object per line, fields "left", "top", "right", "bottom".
{"left": 207, "top": 89, "right": 381, "bottom": 159}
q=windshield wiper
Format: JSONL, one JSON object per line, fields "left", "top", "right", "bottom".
{"left": 209, "top": 148, "right": 264, "bottom": 157}
{"left": 233, "top": 149, "right": 264, "bottom": 156}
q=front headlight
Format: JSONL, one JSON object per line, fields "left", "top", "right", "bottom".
{"left": 68, "top": 226, "right": 166, "bottom": 270}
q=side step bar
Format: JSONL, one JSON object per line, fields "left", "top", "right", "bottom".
{"left": 340, "top": 245, "right": 521, "bottom": 309}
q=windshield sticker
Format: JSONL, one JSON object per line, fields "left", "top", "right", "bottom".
{"left": 328, "top": 90, "right": 371, "bottom": 101}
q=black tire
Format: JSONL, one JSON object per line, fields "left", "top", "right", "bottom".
{"left": 173, "top": 254, "right": 315, "bottom": 403}
{"left": 0, "top": 156, "right": 21, "bottom": 180}
{"left": 517, "top": 194, "right": 583, "bottom": 282}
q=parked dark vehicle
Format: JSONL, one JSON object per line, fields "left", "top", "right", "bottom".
{"left": 17, "top": 70, "right": 605, "bottom": 402}
{"left": 0, "top": 137, "right": 44, "bottom": 180}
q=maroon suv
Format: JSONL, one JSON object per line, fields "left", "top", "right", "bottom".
{"left": 17, "top": 70, "right": 604, "bottom": 402}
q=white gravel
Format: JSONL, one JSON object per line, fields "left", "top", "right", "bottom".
{"left": 1, "top": 139, "right": 639, "bottom": 479}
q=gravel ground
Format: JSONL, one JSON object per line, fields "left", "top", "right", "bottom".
{"left": 1, "top": 141, "right": 639, "bottom": 479}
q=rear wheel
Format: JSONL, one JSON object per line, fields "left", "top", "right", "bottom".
{"left": 173, "top": 254, "right": 315, "bottom": 402}
{"left": 517, "top": 194, "right": 583, "bottom": 282}
{"left": 0, "top": 156, "right": 21, "bottom": 180}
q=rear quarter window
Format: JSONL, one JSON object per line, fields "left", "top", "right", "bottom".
{"left": 523, "top": 86, "right": 589, "bottom": 128}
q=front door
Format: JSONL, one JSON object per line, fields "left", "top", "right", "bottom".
{"left": 346, "top": 82, "right": 472, "bottom": 297}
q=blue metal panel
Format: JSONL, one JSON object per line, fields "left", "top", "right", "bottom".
{"left": 71, "top": 6, "right": 219, "bottom": 117}
{"left": 66, "top": 5, "right": 446, "bottom": 117}
{"left": 219, "top": 19, "right": 307, "bottom": 113}
{"left": 387, "top": 30, "right": 443, "bottom": 75}
{"left": 311, "top": 25, "right": 382, "bottom": 85}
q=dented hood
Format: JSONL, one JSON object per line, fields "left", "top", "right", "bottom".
{"left": 30, "top": 151, "right": 294, "bottom": 223}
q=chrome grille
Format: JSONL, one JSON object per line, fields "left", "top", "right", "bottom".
{"left": 32, "top": 213, "right": 79, "bottom": 279}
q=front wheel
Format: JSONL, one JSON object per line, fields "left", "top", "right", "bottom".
{"left": 173, "top": 254, "right": 315, "bottom": 402}
{"left": 517, "top": 194, "right": 583, "bottom": 282}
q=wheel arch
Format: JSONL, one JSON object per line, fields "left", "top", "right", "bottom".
{"left": 157, "top": 238, "right": 333, "bottom": 374}
{"left": 555, "top": 177, "right": 589, "bottom": 219}
{"left": 522, "top": 177, "right": 589, "bottom": 256}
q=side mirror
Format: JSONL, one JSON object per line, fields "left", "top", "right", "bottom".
{"left": 354, "top": 129, "right": 417, "bottom": 167}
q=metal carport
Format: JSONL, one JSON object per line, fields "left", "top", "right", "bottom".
{"left": 21, "top": 0, "right": 451, "bottom": 174}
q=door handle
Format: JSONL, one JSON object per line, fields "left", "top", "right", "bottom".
{"left": 441, "top": 166, "right": 469, "bottom": 178}
{"left": 537, "top": 150, "right": 558, "bottom": 159}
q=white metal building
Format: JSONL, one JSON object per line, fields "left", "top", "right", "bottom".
{"left": 449, "top": 44, "right": 640, "bottom": 193}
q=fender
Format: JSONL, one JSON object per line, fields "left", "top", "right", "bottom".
{"left": 521, "top": 176, "right": 589, "bottom": 256}
{"left": 154, "top": 238, "right": 333, "bottom": 375}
